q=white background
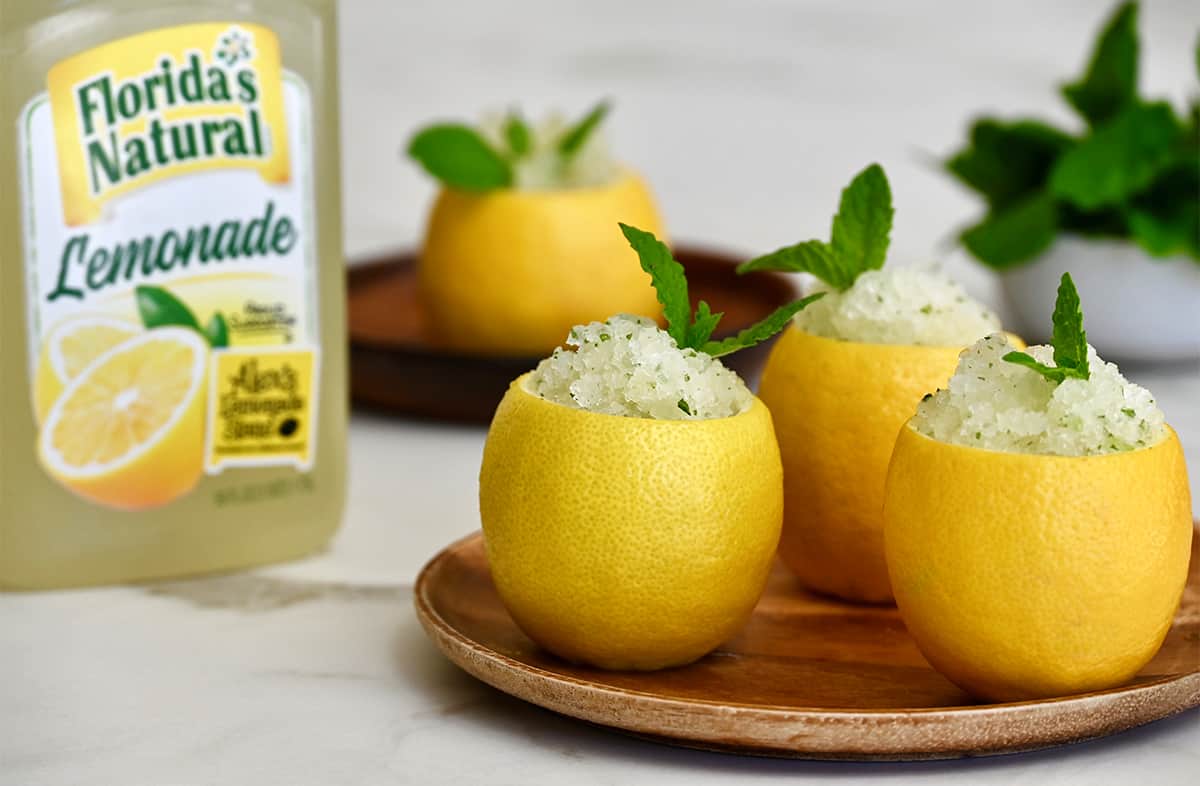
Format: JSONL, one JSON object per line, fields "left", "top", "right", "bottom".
{"left": 4, "top": 1, "right": 1198, "bottom": 785}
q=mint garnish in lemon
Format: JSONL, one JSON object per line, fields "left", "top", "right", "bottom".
{"left": 736, "top": 163, "right": 894, "bottom": 291}
{"left": 1002, "top": 272, "right": 1089, "bottom": 383}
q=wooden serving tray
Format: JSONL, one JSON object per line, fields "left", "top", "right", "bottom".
{"left": 348, "top": 247, "right": 795, "bottom": 422}
{"left": 414, "top": 530, "right": 1200, "bottom": 760}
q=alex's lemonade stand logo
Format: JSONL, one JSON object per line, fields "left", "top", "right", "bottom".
{"left": 20, "top": 23, "right": 320, "bottom": 511}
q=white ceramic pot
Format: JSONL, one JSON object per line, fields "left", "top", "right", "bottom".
{"left": 1001, "top": 236, "right": 1200, "bottom": 363}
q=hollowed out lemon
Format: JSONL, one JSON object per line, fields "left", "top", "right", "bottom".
{"left": 884, "top": 424, "right": 1192, "bottom": 702}
{"left": 419, "top": 170, "right": 665, "bottom": 356}
{"left": 758, "top": 326, "right": 992, "bottom": 603}
{"left": 479, "top": 374, "right": 782, "bottom": 670}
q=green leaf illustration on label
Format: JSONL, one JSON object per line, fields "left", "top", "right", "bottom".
{"left": 136, "top": 284, "right": 229, "bottom": 347}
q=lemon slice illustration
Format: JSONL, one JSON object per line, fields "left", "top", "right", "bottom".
{"left": 38, "top": 328, "right": 209, "bottom": 511}
{"left": 33, "top": 315, "right": 140, "bottom": 424}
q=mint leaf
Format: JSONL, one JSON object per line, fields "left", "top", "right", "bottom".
{"left": 1061, "top": 1, "right": 1139, "bottom": 127}
{"left": 961, "top": 191, "right": 1058, "bottom": 269}
{"left": 1049, "top": 102, "right": 1179, "bottom": 210}
{"left": 687, "top": 300, "right": 724, "bottom": 349}
{"left": 1129, "top": 205, "right": 1200, "bottom": 259}
{"left": 559, "top": 101, "right": 610, "bottom": 158}
{"left": 737, "top": 164, "right": 893, "bottom": 290}
{"left": 1128, "top": 158, "right": 1200, "bottom": 259}
{"left": 205, "top": 312, "right": 230, "bottom": 348}
{"left": 504, "top": 112, "right": 532, "bottom": 157}
{"left": 1003, "top": 272, "right": 1089, "bottom": 383}
{"left": 621, "top": 222, "right": 819, "bottom": 357}
{"left": 1049, "top": 272, "right": 1088, "bottom": 376}
{"left": 701, "top": 293, "right": 825, "bottom": 358}
{"left": 946, "top": 119, "right": 1075, "bottom": 210}
{"left": 737, "top": 240, "right": 851, "bottom": 288}
{"left": 619, "top": 223, "right": 692, "bottom": 346}
{"left": 407, "top": 124, "right": 513, "bottom": 191}
{"left": 830, "top": 163, "right": 893, "bottom": 276}
{"left": 136, "top": 285, "right": 201, "bottom": 332}
{"left": 1001, "top": 351, "right": 1071, "bottom": 383}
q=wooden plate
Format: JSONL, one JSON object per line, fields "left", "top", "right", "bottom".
{"left": 414, "top": 530, "right": 1200, "bottom": 760}
{"left": 348, "top": 247, "right": 794, "bottom": 422}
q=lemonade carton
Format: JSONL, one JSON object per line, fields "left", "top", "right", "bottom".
{"left": 0, "top": 1, "right": 347, "bottom": 588}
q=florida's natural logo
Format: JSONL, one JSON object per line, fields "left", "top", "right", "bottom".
{"left": 48, "top": 23, "right": 291, "bottom": 225}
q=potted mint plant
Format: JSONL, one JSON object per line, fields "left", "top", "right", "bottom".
{"left": 945, "top": 1, "right": 1199, "bottom": 362}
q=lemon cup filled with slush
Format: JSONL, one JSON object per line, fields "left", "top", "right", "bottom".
{"left": 409, "top": 103, "right": 666, "bottom": 356}
{"left": 479, "top": 224, "right": 821, "bottom": 670}
{"left": 739, "top": 164, "right": 1013, "bottom": 603}
{"left": 885, "top": 273, "right": 1191, "bottom": 701}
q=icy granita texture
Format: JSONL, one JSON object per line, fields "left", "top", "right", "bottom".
{"left": 480, "top": 112, "right": 617, "bottom": 190}
{"left": 912, "top": 334, "right": 1166, "bottom": 456}
{"left": 795, "top": 268, "right": 1000, "bottom": 346}
{"left": 528, "top": 315, "right": 752, "bottom": 420}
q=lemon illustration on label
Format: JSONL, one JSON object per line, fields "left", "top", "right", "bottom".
{"left": 33, "top": 316, "right": 140, "bottom": 425}
{"left": 38, "top": 327, "right": 209, "bottom": 510}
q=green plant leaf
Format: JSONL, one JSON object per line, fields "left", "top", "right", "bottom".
{"left": 1058, "top": 203, "right": 1129, "bottom": 237}
{"left": 1049, "top": 102, "right": 1179, "bottom": 210}
{"left": 205, "top": 312, "right": 230, "bottom": 348}
{"left": 1003, "top": 272, "right": 1089, "bottom": 383}
{"left": 686, "top": 300, "right": 724, "bottom": 349}
{"left": 961, "top": 192, "right": 1058, "bottom": 269}
{"left": 621, "top": 222, "right": 813, "bottom": 357}
{"left": 738, "top": 165, "right": 894, "bottom": 290}
{"left": 407, "top": 124, "right": 513, "bottom": 191}
{"left": 559, "top": 100, "right": 610, "bottom": 158}
{"left": 737, "top": 240, "right": 850, "bottom": 288}
{"left": 1000, "top": 351, "right": 1070, "bottom": 383}
{"left": 1127, "top": 159, "right": 1200, "bottom": 259}
{"left": 829, "top": 163, "right": 893, "bottom": 276}
{"left": 701, "top": 293, "right": 825, "bottom": 358}
{"left": 1061, "top": 1, "right": 1139, "bottom": 126}
{"left": 503, "top": 112, "right": 532, "bottom": 157}
{"left": 1128, "top": 207, "right": 1199, "bottom": 258}
{"left": 946, "top": 119, "right": 1075, "bottom": 210}
{"left": 619, "top": 222, "right": 692, "bottom": 347}
{"left": 136, "top": 285, "right": 201, "bottom": 331}
{"left": 1049, "top": 271, "right": 1089, "bottom": 376}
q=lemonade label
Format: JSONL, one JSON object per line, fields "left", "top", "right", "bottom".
{"left": 208, "top": 348, "right": 318, "bottom": 471}
{"left": 17, "top": 23, "right": 322, "bottom": 509}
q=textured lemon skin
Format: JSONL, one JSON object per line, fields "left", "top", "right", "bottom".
{"left": 419, "top": 170, "right": 666, "bottom": 356}
{"left": 479, "top": 375, "right": 783, "bottom": 670}
{"left": 38, "top": 349, "right": 208, "bottom": 511}
{"left": 758, "top": 326, "right": 973, "bottom": 603}
{"left": 884, "top": 424, "right": 1193, "bottom": 702}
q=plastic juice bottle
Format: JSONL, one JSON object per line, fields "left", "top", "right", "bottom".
{"left": 0, "top": 0, "right": 347, "bottom": 588}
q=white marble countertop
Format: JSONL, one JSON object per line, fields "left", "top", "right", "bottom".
{"left": 4, "top": 1, "right": 1199, "bottom": 784}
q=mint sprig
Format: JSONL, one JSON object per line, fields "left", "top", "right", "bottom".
{"left": 619, "top": 223, "right": 823, "bottom": 358}
{"left": 1002, "top": 273, "right": 1089, "bottom": 383}
{"left": 736, "top": 163, "right": 893, "bottom": 291}
{"left": 947, "top": 1, "right": 1200, "bottom": 267}
{"left": 407, "top": 101, "right": 613, "bottom": 191}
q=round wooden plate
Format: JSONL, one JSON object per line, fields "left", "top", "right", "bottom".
{"left": 414, "top": 529, "right": 1200, "bottom": 760}
{"left": 348, "top": 247, "right": 794, "bottom": 422}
